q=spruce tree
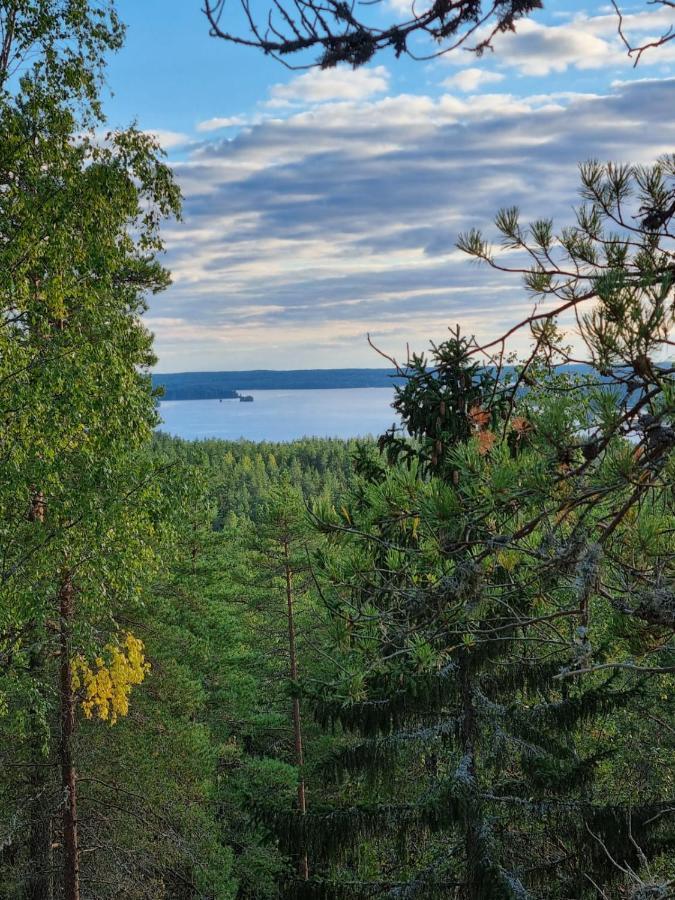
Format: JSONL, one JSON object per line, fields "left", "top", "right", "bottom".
{"left": 286, "top": 321, "right": 673, "bottom": 897}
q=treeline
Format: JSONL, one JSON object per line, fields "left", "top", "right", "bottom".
{"left": 152, "top": 434, "right": 360, "bottom": 525}
{"left": 1, "top": 3, "right": 674, "bottom": 899}
{"left": 153, "top": 370, "right": 402, "bottom": 401}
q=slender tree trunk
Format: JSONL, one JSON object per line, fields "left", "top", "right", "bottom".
{"left": 25, "top": 780, "right": 52, "bottom": 900}
{"left": 58, "top": 575, "right": 80, "bottom": 900}
{"left": 25, "top": 742, "right": 53, "bottom": 900}
{"left": 24, "top": 493, "right": 53, "bottom": 899}
{"left": 459, "top": 651, "right": 480, "bottom": 900}
{"left": 24, "top": 643, "right": 53, "bottom": 900}
{"left": 0, "top": 5, "right": 17, "bottom": 85}
{"left": 283, "top": 539, "right": 308, "bottom": 880}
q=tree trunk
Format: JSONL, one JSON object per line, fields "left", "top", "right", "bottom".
{"left": 0, "top": 5, "right": 17, "bottom": 85}
{"left": 283, "top": 540, "right": 308, "bottom": 880}
{"left": 24, "top": 789, "right": 52, "bottom": 900}
{"left": 24, "top": 643, "right": 53, "bottom": 900}
{"left": 58, "top": 575, "right": 80, "bottom": 900}
{"left": 459, "top": 651, "right": 481, "bottom": 900}
{"left": 24, "top": 495, "right": 53, "bottom": 899}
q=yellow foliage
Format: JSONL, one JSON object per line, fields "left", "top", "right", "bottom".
{"left": 71, "top": 633, "right": 150, "bottom": 725}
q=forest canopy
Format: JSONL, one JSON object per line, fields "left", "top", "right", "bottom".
{"left": 0, "top": 1, "right": 673, "bottom": 899}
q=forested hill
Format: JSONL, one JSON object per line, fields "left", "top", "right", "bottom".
{"left": 153, "top": 368, "right": 402, "bottom": 400}
{"left": 151, "top": 365, "right": 617, "bottom": 401}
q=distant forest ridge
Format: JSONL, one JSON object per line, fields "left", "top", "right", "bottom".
{"left": 153, "top": 369, "right": 403, "bottom": 400}
{"left": 151, "top": 363, "right": 626, "bottom": 401}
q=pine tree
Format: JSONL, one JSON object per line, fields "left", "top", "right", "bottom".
{"left": 287, "top": 328, "right": 673, "bottom": 897}
{"left": 244, "top": 485, "right": 321, "bottom": 881}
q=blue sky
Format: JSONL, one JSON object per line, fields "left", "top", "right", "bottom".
{"left": 101, "top": 1, "right": 675, "bottom": 372}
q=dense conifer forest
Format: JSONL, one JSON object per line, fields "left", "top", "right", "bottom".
{"left": 1, "top": 1, "right": 673, "bottom": 898}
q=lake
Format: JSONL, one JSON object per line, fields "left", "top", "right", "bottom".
{"left": 157, "top": 388, "right": 401, "bottom": 442}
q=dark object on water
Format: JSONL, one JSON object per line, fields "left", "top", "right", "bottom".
{"left": 239, "top": 394, "right": 254, "bottom": 403}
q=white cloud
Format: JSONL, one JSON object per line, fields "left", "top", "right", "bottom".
{"left": 470, "top": 7, "right": 675, "bottom": 77}
{"left": 489, "top": 18, "right": 618, "bottom": 76}
{"left": 267, "top": 65, "right": 390, "bottom": 106}
{"left": 197, "top": 116, "right": 246, "bottom": 132}
{"left": 143, "top": 129, "right": 192, "bottom": 150}
{"left": 442, "top": 68, "right": 505, "bottom": 92}
{"left": 145, "top": 76, "right": 675, "bottom": 371}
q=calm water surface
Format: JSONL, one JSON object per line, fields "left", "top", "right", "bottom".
{"left": 157, "top": 388, "right": 400, "bottom": 442}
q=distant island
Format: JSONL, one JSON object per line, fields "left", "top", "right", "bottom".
{"left": 153, "top": 368, "right": 403, "bottom": 401}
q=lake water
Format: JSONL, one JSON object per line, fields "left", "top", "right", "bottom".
{"left": 157, "top": 388, "right": 401, "bottom": 442}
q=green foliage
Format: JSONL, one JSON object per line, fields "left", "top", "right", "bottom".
{"left": 152, "top": 433, "right": 358, "bottom": 526}
{"left": 296, "top": 333, "right": 674, "bottom": 898}
{"left": 0, "top": 0, "right": 125, "bottom": 123}
{"left": 1, "top": 9, "right": 672, "bottom": 896}
{"left": 0, "top": 3, "right": 191, "bottom": 895}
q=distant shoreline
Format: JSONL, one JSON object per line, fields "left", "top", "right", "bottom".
{"left": 152, "top": 369, "right": 402, "bottom": 401}
{"left": 152, "top": 363, "right": 620, "bottom": 402}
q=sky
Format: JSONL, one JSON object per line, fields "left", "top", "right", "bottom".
{"left": 102, "top": 1, "right": 675, "bottom": 372}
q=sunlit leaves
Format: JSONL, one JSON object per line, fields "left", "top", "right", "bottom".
{"left": 71, "top": 632, "right": 150, "bottom": 725}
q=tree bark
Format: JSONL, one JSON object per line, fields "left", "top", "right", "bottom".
{"left": 459, "top": 651, "right": 481, "bottom": 900}
{"left": 24, "top": 789, "right": 52, "bottom": 900}
{"left": 58, "top": 575, "right": 79, "bottom": 900}
{"left": 24, "top": 643, "right": 53, "bottom": 900}
{"left": 24, "top": 494, "right": 53, "bottom": 899}
{"left": 283, "top": 539, "right": 308, "bottom": 880}
{"left": 0, "top": 4, "right": 17, "bottom": 85}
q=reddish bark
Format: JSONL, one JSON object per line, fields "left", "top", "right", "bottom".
{"left": 284, "top": 539, "right": 308, "bottom": 880}
{"left": 59, "top": 576, "right": 79, "bottom": 900}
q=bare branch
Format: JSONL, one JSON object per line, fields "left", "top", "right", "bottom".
{"left": 203, "top": 0, "right": 543, "bottom": 68}
{"left": 613, "top": 0, "right": 675, "bottom": 66}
